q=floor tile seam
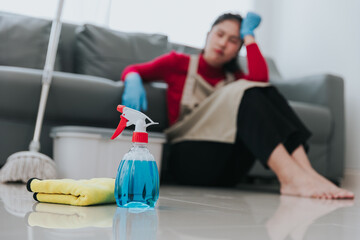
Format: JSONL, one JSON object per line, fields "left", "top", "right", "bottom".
{"left": 159, "top": 196, "right": 247, "bottom": 212}
{"left": 310, "top": 223, "right": 359, "bottom": 230}
{"left": 161, "top": 224, "right": 266, "bottom": 230}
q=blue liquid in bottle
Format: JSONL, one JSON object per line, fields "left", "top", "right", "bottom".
{"left": 114, "top": 143, "right": 159, "bottom": 208}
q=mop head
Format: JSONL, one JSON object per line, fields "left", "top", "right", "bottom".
{"left": 0, "top": 151, "right": 56, "bottom": 183}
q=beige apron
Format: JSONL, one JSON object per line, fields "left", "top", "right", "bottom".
{"left": 164, "top": 54, "right": 270, "bottom": 144}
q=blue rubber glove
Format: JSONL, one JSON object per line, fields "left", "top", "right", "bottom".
{"left": 240, "top": 12, "right": 261, "bottom": 39}
{"left": 121, "top": 72, "right": 148, "bottom": 111}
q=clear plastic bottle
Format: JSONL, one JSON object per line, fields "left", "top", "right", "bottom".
{"left": 114, "top": 142, "right": 159, "bottom": 208}
{"left": 111, "top": 105, "right": 160, "bottom": 209}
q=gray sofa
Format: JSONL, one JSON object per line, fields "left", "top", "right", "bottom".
{"left": 0, "top": 11, "right": 345, "bottom": 183}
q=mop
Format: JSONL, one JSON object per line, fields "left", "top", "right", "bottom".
{"left": 0, "top": 0, "right": 65, "bottom": 183}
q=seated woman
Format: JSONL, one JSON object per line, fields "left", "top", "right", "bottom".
{"left": 120, "top": 12, "right": 354, "bottom": 199}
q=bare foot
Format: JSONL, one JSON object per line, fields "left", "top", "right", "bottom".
{"left": 279, "top": 163, "right": 353, "bottom": 199}
{"left": 303, "top": 168, "right": 354, "bottom": 199}
{"left": 291, "top": 145, "right": 354, "bottom": 199}
{"left": 268, "top": 144, "right": 354, "bottom": 199}
{"left": 280, "top": 170, "right": 324, "bottom": 198}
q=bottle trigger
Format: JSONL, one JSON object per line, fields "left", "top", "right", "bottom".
{"left": 111, "top": 115, "right": 128, "bottom": 140}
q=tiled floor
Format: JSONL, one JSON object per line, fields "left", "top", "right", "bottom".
{"left": 0, "top": 181, "right": 359, "bottom": 240}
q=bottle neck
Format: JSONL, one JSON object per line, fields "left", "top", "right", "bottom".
{"left": 132, "top": 142, "right": 148, "bottom": 148}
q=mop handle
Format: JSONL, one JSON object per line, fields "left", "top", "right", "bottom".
{"left": 30, "top": 0, "right": 65, "bottom": 151}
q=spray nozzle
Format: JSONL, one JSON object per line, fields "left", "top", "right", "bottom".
{"left": 110, "top": 105, "right": 158, "bottom": 142}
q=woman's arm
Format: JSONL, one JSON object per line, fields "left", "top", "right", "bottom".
{"left": 239, "top": 12, "right": 269, "bottom": 82}
{"left": 241, "top": 37, "right": 269, "bottom": 82}
{"left": 120, "top": 51, "right": 179, "bottom": 111}
{"left": 121, "top": 51, "right": 178, "bottom": 82}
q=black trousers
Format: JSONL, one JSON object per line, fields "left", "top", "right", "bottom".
{"left": 167, "top": 86, "right": 312, "bottom": 187}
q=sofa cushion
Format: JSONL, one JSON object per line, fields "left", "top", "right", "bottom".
{"left": 75, "top": 24, "right": 169, "bottom": 81}
{"left": 0, "top": 11, "right": 51, "bottom": 69}
{"left": 55, "top": 23, "right": 78, "bottom": 73}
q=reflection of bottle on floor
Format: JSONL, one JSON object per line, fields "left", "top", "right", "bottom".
{"left": 113, "top": 207, "right": 158, "bottom": 240}
{"left": 111, "top": 105, "right": 160, "bottom": 208}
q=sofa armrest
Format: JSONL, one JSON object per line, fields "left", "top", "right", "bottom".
{"left": 48, "top": 71, "right": 123, "bottom": 126}
{"left": 52, "top": 75, "right": 168, "bottom": 132}
{"left": 272, "top": 74, "right": 345, "bottom": 179}
{"left": 51, "top": 75, "right": 168, "bottom": 132}
{"left": 271, "top": 74, "right": 343, "bottom": 108}
{"left": 0, "top": 66, "right": 123, "bottom": 127}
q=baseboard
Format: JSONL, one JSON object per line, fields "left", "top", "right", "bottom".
{"left": 344, "top": 168, "right": 360, "bottom": 177}
{"left": 341, "top": 168, "right": 360, "bottom": 189}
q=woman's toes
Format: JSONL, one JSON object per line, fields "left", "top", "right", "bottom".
{"left": 344, "top": 191, "right": 355, "bottom": 199}
{"left": 323, "top": 193, "right": 331, "bottom": 200}
{"left": 335, "top": 189, "right": 354, "bottom": 199}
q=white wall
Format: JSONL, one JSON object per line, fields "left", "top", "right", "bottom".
{"left": 254, "top": 0, "right": 360, "bottom": 169}
{"left": 108, "top": 0, "right": 253, "bottom": 48}
{"left": 0, "top": 0, "right": 112, "bottom": 26}
{"left": 0, "top": 0, "right": 254, "bottom": 49}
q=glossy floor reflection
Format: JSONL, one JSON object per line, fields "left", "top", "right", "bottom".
{"left": 0, "top": 182, "right": 359, "bottom": 240}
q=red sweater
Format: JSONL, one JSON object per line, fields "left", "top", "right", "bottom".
{"left": 121, "top": 43, "right": 269, "bottom": 125}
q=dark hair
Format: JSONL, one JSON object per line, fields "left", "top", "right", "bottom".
{"left": 202, "top": 13, "right": 243, "bottom": 73}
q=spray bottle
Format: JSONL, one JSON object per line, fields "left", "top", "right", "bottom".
{"left": 111, "top": 105, "right": 160, "bottom": 208}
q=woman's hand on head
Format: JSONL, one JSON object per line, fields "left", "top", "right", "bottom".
{"left": 240, "top": 12, "right": 261, "bottom": 39}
